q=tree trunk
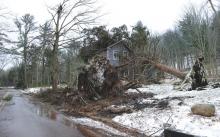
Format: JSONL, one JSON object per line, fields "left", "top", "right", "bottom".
{"left": 51, "top": 9, "right": 61, "bottom": 91}
{"left": 142, "top": 59, "right": 186, "bottom": 80}
{"left": 36, "top": 62, "right": 39, "bottom": 86}
{"left": 52, "top": 46, "right": 59, "bottom": 90}
{"left": 41, "top": 40, "right": 46, "bottom": 86}
{"left": 24, "top": 40, "right": 28, "bottom": 88}
{"left": 42, "top": 54, "right": 45, "bottom": 86}
{"left": 117, "top": 58, "right": 187, "bottom": 80}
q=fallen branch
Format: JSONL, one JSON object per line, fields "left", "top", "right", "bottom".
{"left": 80, "top": 96, "right": 87, "bottom": 105}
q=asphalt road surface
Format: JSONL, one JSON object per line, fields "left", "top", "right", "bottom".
{"left": 0, "top": 88, "right": 84, "bottom": 137}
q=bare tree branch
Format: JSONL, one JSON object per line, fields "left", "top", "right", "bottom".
{"left": 208, "top": 0, "right": 217, "bottom": 14}
{"left": 47, "top": 8, "right": 58, "bottom": 26}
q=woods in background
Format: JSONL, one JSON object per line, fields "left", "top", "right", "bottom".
{"left": 0, "top": 2, "right": 220, "bottom": 88}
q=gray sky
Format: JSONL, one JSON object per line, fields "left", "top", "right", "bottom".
{"left": 1, "top": 0, "right": 213, "bottom": 33}
{"left": 0, "top": 0, "right": 218, "bottom": 70}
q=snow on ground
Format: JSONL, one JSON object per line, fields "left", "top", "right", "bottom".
{"left": 21, "top": 84, "right": 67, "bottom": 94}
{"left": 113, "top": 84, "right": 220, "bottom": 137}
{"left": 127, "top": 84, "right": 174, "bottom": 95}
{"left": 71, "top": 117, "right": 127, "bottom": 136}
{"left": 22, "top": 87, "right": 51, "bottom": 94}
{"left": 0, "top": 86, "right": 14, "bottom": 89}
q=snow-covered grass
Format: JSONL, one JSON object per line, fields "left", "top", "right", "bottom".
{"left": 113, "top": 84, "right": 220, "bottom": 137}
{"left": 71, "top": 117, "right": 127, "bottom": 136}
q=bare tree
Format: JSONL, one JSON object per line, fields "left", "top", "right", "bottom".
{"left": 0, "top": 7, "right": 11, "bottom": 53}
{"left": 48, "top": 0, "right": 99, "bottom": 90}
{"left": 0, "top": 55, "right": 8, "bottom": 72}
{"left": 39, "top": 21, "right": 53, "bottom": 86}
{"left": 14, "top": 14, "right": 37, "bottom": 88}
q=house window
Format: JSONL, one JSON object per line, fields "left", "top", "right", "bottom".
{"left": 123, "top": 69, "right": 129, "bottom": 77}
{"left": 113, "top": 50, "right": 120, "bottom": 60}
{"left": 123, "top": 51, "right": 128, "bottom": 57}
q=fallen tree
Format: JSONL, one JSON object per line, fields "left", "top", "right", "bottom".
{"left": 117, "top": 57, "right": 187, "bottom": 80}
{"left": 77, "top": 55, "right": 209, "bottom": 100}
{"left": 138, "top": 57, "right": 208, "bottom": 90}
{"left": 141, "top": 59, "right": 186, "bottom": 80}
{"left": 77, "top": 56, "right": 188, "bottom": 99}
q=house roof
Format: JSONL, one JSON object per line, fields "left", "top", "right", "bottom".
{"left": 94, "top": 40, "right": 133, "bottom": 56}
{"left": 107, "top": 40, "right": 124, "bottom": 48}
{"left": 107, "top": 40, "right": 133, "bottom": 53}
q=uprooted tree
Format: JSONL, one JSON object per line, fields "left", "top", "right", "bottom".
{"left": 77, "top": 54, "right": 209, "bottom": 99}
{"left": 77, "top": 56, "right": 123, "bottom": 98}
{"left": 78, "top": 56, "right": 178, "bottom": 98}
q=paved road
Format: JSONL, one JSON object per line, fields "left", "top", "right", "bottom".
{"left": 0, "top": 89, "right": 84, "bottom": 137}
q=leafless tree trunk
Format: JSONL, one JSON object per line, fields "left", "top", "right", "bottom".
{"left": 48, "top": 0, "right": 99, "bottom": 91}
{"left": 51, "top": 7, "right": 61, "bottom": 90}
{"left": 118, "top": 58, "right": 186, "bottom": 80}
{"left": 23, "top": 35, "right": 28, "bottom": 87}
{"left": 147, "top": 60, "right": 186, "bottom": 80}
{"left": 139, "top": 59, "right": 186, "bottom": 80}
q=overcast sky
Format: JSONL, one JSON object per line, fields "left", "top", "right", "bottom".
{"left": 0, "top": 0, "right": 218, "bottom": 69}
{"left": 0, "top": 0, "right": 217, "bottom": 33}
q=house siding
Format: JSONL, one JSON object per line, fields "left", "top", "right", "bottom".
{"left": 107, "top": 44, "right": 129, "bottom": 66}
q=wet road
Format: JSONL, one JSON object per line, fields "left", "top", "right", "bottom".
{"left": 0, "top": 88, "right": 84, "bottom": 137}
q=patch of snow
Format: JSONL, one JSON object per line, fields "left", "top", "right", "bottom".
{"left": 57, "top": 84, "right": 67, "bottom": 88}
{"left": 160, "top": 78, "right": 182, "bottom": 84}
{"left": 126, "top": 89, "right": 139, "bottom": 93}
{"left": 0, "top": 86, "right": 14, "bottom": 89}
{"left": 139, "top": 98, "right": 155, "bottom": 104}
{"left": 22, "top": 87, "right": 50, "bottom": 94}
{"left": 126, "top": 84, "right": 174, "bottom": 95}
{"left": 71, "top": 117, "right": 127, "bottom": 136}
{"left": 114, "top": 84, "right": 220, "bottom": 137}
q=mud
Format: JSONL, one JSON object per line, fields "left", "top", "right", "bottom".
{"left": 34, "top": 89, "right": 152, "bottom": 136}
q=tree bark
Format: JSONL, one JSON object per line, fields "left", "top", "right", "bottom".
{"left": 52, "top": 39, "right": 59, "bottom": 91}
{"left": 42, "top": 52, "right": 45, "bottom": 86}
{"left": 23, "top": 36, "right": 28, "bottom": 88}
{"left": 52, "top": 8, "right": 61, "bottom": 91}
{"left": 117, "top": 58, "right": 187, "bottom": 80}
{"left": 142, "top": 59, "right": 186, "bottom": 80}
